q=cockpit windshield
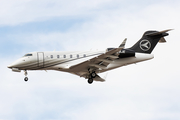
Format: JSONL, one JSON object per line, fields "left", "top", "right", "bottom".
{"left": 23, "top": 54, "right": 33, "bottom": 57}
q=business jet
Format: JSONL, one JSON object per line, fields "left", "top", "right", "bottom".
{"left": 7, "top": 29, "right": 171, "bottom": 84}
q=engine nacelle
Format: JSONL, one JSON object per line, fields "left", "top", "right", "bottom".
{"left": 12, "top": 68, "right": 21, "bottom": 72}
{"left": 106, "top": 48, "right": 115, "bottom": 52}
{"left": 118, "top": 49, "right": 135, "bottom": 58}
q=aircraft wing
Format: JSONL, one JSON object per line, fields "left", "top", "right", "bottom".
{"left": 70, "top": 39, "right": 127, "bottom": 81}
{"left": 70, "top": 47, "right": 123, "bottom": 69}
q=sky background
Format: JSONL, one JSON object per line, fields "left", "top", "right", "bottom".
{"left": 0, "top": 0, "right": 180, "bottom": 120}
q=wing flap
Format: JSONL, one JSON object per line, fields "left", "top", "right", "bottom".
{"left": 93, "top": 74, "right": 105, "bottom": 82}
{"left": 105, "top": 54, "right": 119, "bottom": 59}
{"left": 97, "top": 59, "right": 113, "bottom": 63}
{"left": 89, "top": 63, "right": 107, "bottom": 69}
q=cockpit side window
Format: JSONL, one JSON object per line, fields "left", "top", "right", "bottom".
{"left": 23, "top": 54, "right": 33, "bottom": 57}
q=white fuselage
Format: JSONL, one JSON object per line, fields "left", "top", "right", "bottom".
{"left": 8, "top": 50, "right": 154, "bottom": 74}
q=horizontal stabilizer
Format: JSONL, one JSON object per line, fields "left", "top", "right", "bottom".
{"left": 146, "top": 29, "right": 172, "bottom": 36}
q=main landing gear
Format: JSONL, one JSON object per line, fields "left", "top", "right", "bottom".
{"left": 87, "top": 71, "right": 97, "bottom": 84}
{"left": 24, "top": 70, "right": 28, "bottom": 82}
{"left": 88, "top": 78, "right": 93, "bottom": 84}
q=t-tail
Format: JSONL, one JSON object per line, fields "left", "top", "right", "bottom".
{"left": 129, "top": 29, "right": 172, "bottom": 54}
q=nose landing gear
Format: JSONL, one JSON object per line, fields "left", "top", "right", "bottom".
{"left": 24, "top": 77, "right": 28, "bottom": 81}
{"left": 24, "top": 70, "right": 28, "bottom": 82}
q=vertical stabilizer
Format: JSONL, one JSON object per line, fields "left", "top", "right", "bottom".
{"left": 129, "top": 29, "right": 171, "bottom": 54}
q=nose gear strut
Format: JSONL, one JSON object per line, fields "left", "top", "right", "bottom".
{"left": 24, "top": 70, "right": 28, "bottom": 81}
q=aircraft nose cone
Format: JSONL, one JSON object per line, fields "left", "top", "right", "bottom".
{"left": 7, "top": 65, "right": 11, "bottom": 68}
{"left": 7, "top": 61, "right": 20, "bottom": 68}
{"left": 7, "top": 64, "right": 14, "bottom": 68}
{"left": 7, "top": 58, "right": 26, "bottom": 69}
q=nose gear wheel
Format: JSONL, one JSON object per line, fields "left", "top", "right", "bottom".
{"left": 24, "top": 77, "right": 28, "bottom": 81}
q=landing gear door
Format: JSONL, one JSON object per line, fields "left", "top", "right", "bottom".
{"left": 37, "top": 52, "right": 44, "bottom": 68}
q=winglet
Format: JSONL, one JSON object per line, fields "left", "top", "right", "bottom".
{"left": 119, "top": 38, "right": 127, "bottom": 48}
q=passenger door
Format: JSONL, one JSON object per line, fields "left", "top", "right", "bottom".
{"left": 37, "top": 52, "right": 44, "bottom": 68}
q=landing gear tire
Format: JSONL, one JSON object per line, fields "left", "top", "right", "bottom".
{"left": 91, "top": 72, "right": 97, "bottom": 78}
{"left": 24, "top": 77, "right": 28, "bottom": 82}
{"left": 88, "top": 78, "right": 93, "bottom": 84}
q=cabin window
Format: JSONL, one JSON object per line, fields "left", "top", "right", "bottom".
{"left": 84, "top": 54, "right": 86, "bottom": 57}
{"left": 57, "top": 55, "right": 60, "bottom": 58}
{"left": 70, "top": 55, "right": 72, "bottom": 58}
{"left": 64, "top": 55, "right": 66, "bottom": 58}
{"left": 51, "top": 55, "right": 53, "bottom": 58}
{"left": 77, "top": 54, "right": 79, "bottom": 58}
